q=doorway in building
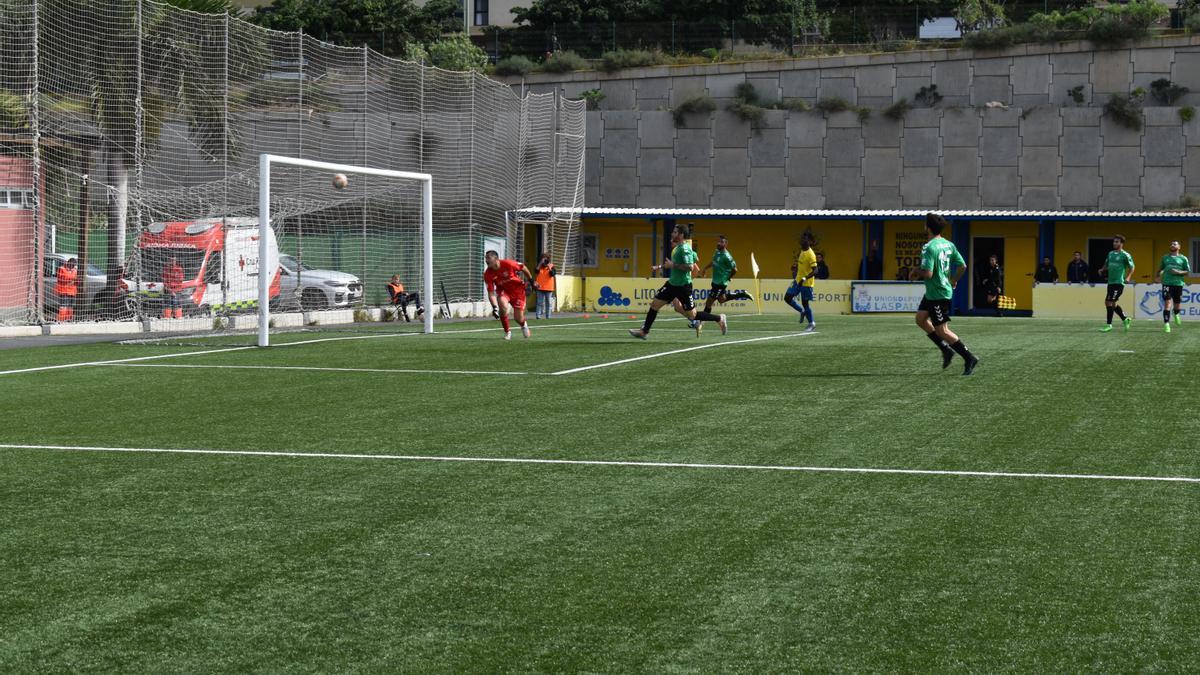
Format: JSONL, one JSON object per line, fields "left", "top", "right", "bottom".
{"left": 1087, "top": 237, "right": 1114, "bottom": 283}
{"left": 972, "top": 236, "right": 1003, "bottom": 310}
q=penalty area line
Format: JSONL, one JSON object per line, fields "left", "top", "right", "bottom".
{"left": 108, "top": 363, "right": 532, "bottom": 376}
{"left": 551, "top": 331, "right": 818, "bottom": 375}
{"left": 1, "top": 443, "right": 1197, "bottom": 484}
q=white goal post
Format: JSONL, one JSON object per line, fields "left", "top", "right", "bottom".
{"left": 257, "top": 154, "right": 434, "bottom": 347}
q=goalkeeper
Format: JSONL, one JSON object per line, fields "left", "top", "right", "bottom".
{"left": 483, "top": 251, "right": 536, "bottom": 340}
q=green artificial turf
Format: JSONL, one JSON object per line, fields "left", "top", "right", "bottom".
{"left": 1, "top": 314, "right": 1197, "bottom": 670}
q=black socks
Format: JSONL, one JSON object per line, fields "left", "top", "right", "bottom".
{"left": 694, "top": 311, "right": 720, "bottom": 322}
{"left": 949, "top": 340, "right": 974, "bottom": 360}
{"left": 1106, "top": 306, "right": 1114, "bottom": 324}
{"left": 927, "top": 331, "right": 952, "bottom": 354}
{"left": 1113, "top": 305, "right": 1126, "bottom": 320}
{"left": 641, "top": 309, "right": 658, "bottom": 334}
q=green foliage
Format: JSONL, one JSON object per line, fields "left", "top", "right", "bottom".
{"left": 1181, "top": 106, "right": 1196, "bottom": 124}
{"left": 734, "top": 82, "right": 762, "bottom": 106}
{"left": 774, "top": 98, "right": 811, "bottom": 112}
{"left": 493, "top": 55, "right": 536, "bottom": 77}
{"left": 963, "top": 0, "right": 1166, "bottom": 49}
{"left": 1149, "top": 78, "right": 1189, "bottom": 106}
{"left": 1068, "top": 85, "right": 1086, "bottom": 106}
{"left": 857, "top": 106, "right": 871, "bottom": 122}
{"left": 814, "top": 96, "right": 853, "bottom": 114}
{"left": 0, "top": 88, "right": 27, "bottom": 131}
{"left": 540, "top": 50, "right": 589, "bottom": 73}
{"left": 914, "top": 85, "right": 942, "bottom": 107}
{"left": 954, "top": 0, "right": 1008, "bottom": 32}
{"left": 700, "top": 48, "right": 721, "bottom": 62}
{"left": 251, "top": 0, "right": 452, "bottom": 56}
{"left": 579, "top": 89, "right": 605, "bottom": 111}
{"left": 245, "top": 80, "right": 339, "bottom": 113}
{"left": 403, "top": 42, "right": 430, "bottom": 65}
{"left": 1188, "top": 11, "right": 1200, "bottom": 32}
{"left": 728, "top": 101, "right": 767, "bottom": 127}
{"left": 1104, "top": 92, "right": 1144, "bottom": 131}
{"left": 883, "top": 98, "right": 910, "bottom": 121}
{"left": 598, "top": 49, "right": 667, "bottom": 73}
{"left": 1085, "top": 0, "right": 1168, "bottom": 47}
{"left": 672, "top": 94, "right": 716, "bottom": 127}
{"left": 427, "top": 33, "right": 488, "bottom": 72}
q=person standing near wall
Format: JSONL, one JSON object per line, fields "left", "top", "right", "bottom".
{"left": 1067, "top": 251, "right": 1089, "bottom": 284}
{"left": 785, "top": 233, "right": 818, "bottom": 332}
{"left": 815, "top": 252, "right": 830, "bottom": 280}
{"left": 1098, "top": 235, "right": 1134, "bottom": 333}
{"left": 1035, "top": 257, "right": 1059, "bottom": 284}
{"left": 1156, "top": 240, "right": 1189, "bottom": 333}
{"left": 534, "top": 253, "right": 556, "bottom": 320}
{"left": 55, "top": 257, "right": 78, "bottom": 322}
{"left": 979, "top": 254, "right": 1005, "bottom": 317}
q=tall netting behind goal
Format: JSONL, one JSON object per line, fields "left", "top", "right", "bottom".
{"left": 0, "top": 0, "right": 584, "bottom": 328}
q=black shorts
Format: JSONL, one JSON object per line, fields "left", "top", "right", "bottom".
{"left": 709, "top": 283, "right": 727, "bottom": 300}
{"left": 1106, "top": 284, "right": 1125, "bottom": 302}
{"left": 918, "top": 297, "right": 952, "bottom": 326}
{"left": 1163, "top": 285, "right": 1184, "bottom": 303}
{"left": 655, "top": 282, "right": 694, "bottom": 312}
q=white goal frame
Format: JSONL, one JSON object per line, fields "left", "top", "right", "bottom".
{"left": 257, "top": 154, "right": 434, "bottom": 347}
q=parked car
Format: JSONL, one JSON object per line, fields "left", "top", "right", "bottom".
{"left": 42, "top": 253, "right": 106, "bottom": 312}
{"left": 277, "top": 254, "right": 363, "bottom": 310}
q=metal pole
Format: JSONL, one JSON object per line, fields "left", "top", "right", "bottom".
{"left": 258, "top": 155, "right": 271, "bottom": 347}
{"left": 222, "top": 11, "right": 230, "bottom": 313}
{"left": 30, "top": 0, "right": 42, "bottom": 323}
{"left": 422, "top": 177, "right": 434, "bottom": 334}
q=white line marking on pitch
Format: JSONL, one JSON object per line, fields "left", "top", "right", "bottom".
{"left": 551, "top": 331, "right": 818, "bottom": 375}
{"left": 110, "top": 364, "right": 531, "bottom": 376}
{"left": 0, "top": 346, "right": 257, "bottom": 377}
{"left": 1, "top": 443, "right": 1197, "bottom": 484}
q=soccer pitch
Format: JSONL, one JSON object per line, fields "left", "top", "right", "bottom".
{"left": 1, "top": 314, "right": 1197, "bottom": 671}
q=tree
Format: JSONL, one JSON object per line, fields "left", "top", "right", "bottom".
{"left": 250, "top": 0, "right": 454, "bottom": 53}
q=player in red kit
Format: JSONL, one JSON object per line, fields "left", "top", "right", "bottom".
{"left": 483, "top": 250, "right": 536, "bottom": 340}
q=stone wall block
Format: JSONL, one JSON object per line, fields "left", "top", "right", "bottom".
{"left": 638, "top": 148, "right": 676, "bottom": 187}
{"left": 712, "top": 148, "right": 750, "bottom": 187}
{"left": 1098, "top": 186, "right": 1143, "bottom": 210}
{"left": 585, "top": 148, "right": 601, "bottom": 187}
{"left": 1185, "top": 150, "right": 1200, "bottom": 190}
{"left": 982, "top": 107, "right": 1021, "bottom": 127}
{"left": 706, "top": 73, "right": 747, "bottom": 100}
{"left": 941, "top": 110, "right": 982, "bottom": 147}
{"left": 1052, "top": 52, "right": 1092, "bottom": 75}
{"left": 1061, "top": 107, "right": 1103, "bottom": 127}
{"left": 1020, "top": 146, "right": 1060, "bottom": 187}
{"left": 856, "top": 65, "right": 896, "bottom": 99}
{"left": 826, "top": 110, "right": 862, "bottom": 128}
{"left": 942, "top": 147, "right": 981, "bottom": 187}
{"left": 1100, "top": 115, "right": 1143, "bottom": 147}
{"left": 1133, "top": 48, "right": 1174, "bottom": 75}
{"left": 971, "top": 76, "right": 1012, "bottom": 106}
{"left": 600, "top": 80, "right": 636, "bottom": 109}
{"left": 933, "top": 60, "right": 971, "bottom": 99}
{"left": 1020, "top": 187, "right": 1060, "bottom": 210}
{"left": 713, "top": 110, "right": 752, "bottom": 148}
{"left": 1143, "top": 107, "right": 1182, "bottom": 126}
{"left": 941, "top": 187, "right": 981, "bottom": 209}
{"left": 818, "top": 77, "right": 857, "bottom": 104}
{"left": 1059, "top": 167, "right": 1101, "bottom": 207}
{"left": 974, "top": 57, "right": 1012, "bottom": 76}
{"left": 669, "top": 76, "right": 708, "bottom": 107}
{"left": 896, "top": 62, "right": 934, "bottom": 78}
{"left": 863, "top": 148, "right": 901, "bottom": 187}
{"left": 862, "top": 186, "right": 902, "bottom": 209}
{"left": 1019, "top": 107, "right": 1062, "bottom": 147}
{"left": 750, "top": 168, "right": 789, "bottom": 207}
{"left": 603, "top": 111, "right": 639, "bottom": 129}
{"left": 980, "top": 166, "right": 1019, "bottom": 206}
{"left": 1172, "top": 52, "right": 1200, "bottom": 91}
{"left": 1011, "top": 55, "right": 1051, "bottom": 95}
{"left": 903, "top": 107, "right": 942, "bottom": 128}
{"left": 747, "top": 75, "right": 781, "bottom": 104}
{"left": 674, "top": 167, "right": 713, "bottom": 206}
{"left": 586, "top": 111, "right": 602, "bottom": 149}
{"left": 1051, "top": 75, "right": 1092, "bottom": 109}
{"left": 1143, "top": 126, "right": 1185, "bottom": 166}
{"left": 787, "top": 148, "right": 825, "bottom": 187}
{"left": 1092, "top": 50, "right": 1132, "bottom": 95}
{"left": 1142, "top": 166, "right": 1184, "bottom": 207}
{"left": 601, "top": 167, "right": 639, "bottom": 205}
{"left": 786, "top": 187, "right": 826, "bottom": 209}
{"left": 787, "top": 113, "right": 827, "bottom": 147}
{"left": 638, "top": 111, "right": 675, "bottom": 148}
{"left": 674, "top": 128, "right": 713, "bottom": 168}
{"left": 1101, "top": 146, "right": 1144, "bottom": 187}
{"left": 825, "top": 127, "right": 865, "bottom": 168}
{"left": 637, "top": 187, "right": 676, "bottom": 208}
{"left": 635, "top": 77, "right": 672, "bottom": 105}
{"left": 780, "top": 70, "right": 820, "bottom": 100}
{"left": 824, "top": 167, "right": 864, "bottom": 207}
{"left": 750, "top": 128, "right": 788, "bottom": 167}
{"left": 862, "top": 117, "right": 902, "bottom": 148}
{"left": 902, "top": 127, "right": 941, "bottom": 167}
{"left": 601, "top": 128, "right": 639, "bottom": 167}
{"left": 1061, "top": 127, "right": 1102, "bottom": 167}
{"left": 895, "top": 76, "right": 933, "bottom": 103}
{"left": 901, "top": 167, "right": 941, "bottom": 206}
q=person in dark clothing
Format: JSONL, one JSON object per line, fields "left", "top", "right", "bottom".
{"left": 1034, "top": 256, "right": 1059, "bottom": 284}
{"left": 979, "top": 254, "right": 1004, "bottom": 316}
{"left": 860, "top": 240, "right": 883, "bottom": 280}
{"left": 1066, "top": 251, "right": 1089, "bottom": 284}
{"left": 815, "top": 252, "right": 830, "bottom": 280}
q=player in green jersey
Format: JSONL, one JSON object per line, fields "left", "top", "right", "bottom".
{"left": 629, "top": 224, "right": 727, "bottom": 339}
{"left": 700, "top": 235, "right": 753, "bottom": 314}
{"left": 1155, "top": 240, "right": 1190, "bottom": 333}
{"left": 910, "top": 213, "right": 979, "bottom": 375}
{"left": 1098, "top": 235, "right": 1135, "bottom": 333}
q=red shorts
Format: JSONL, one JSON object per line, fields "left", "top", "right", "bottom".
{"left": 498, "top": 286, "right": 527, "bottom": 309}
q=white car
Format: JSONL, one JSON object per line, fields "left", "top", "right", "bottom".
{"left": 277, "top": 254, "right": 363, "bottom": 310}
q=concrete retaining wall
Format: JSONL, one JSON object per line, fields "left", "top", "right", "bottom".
{"left": 502, "top": 36, "right": 1200, "bottom": 210}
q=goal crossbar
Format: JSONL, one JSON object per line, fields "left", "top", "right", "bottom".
{"left": 257, "top": 154, "right": 434, "bottom": 346}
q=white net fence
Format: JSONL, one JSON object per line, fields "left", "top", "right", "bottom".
{"left": 0, "top": 0, "right": 584, "bottom": 326}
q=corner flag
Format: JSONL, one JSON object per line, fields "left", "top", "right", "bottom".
{"left": 750, "top": 252, "right": 763, "bottom": 315}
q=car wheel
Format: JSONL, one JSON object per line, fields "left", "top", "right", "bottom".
{"left": 301, "top": 288, "right": 328, "bottom": 311}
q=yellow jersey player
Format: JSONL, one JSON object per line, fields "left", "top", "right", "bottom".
{"left": 785, "top": 233, "right": 818, "bottom": 332}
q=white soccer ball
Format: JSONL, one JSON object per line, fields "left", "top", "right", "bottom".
{"left": 332, "top": 173, "right": 348, "bottom": 190}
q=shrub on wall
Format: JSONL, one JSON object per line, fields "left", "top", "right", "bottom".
{"left": 1104, "top": 92, "right": 1144, "bottom": 131}
{"left": 598, "top": 50, "right": 667, "bottom": 73}
{"left": 672, "top": 95, "right": 716, "bottom": 127}
{"left": 493, "top": 55, "right": 535, "bottom": 77}
{"left": 540, "top": 51, "right": 589, "bottom": 73}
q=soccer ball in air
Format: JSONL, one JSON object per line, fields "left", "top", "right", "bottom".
{"left": 332, "top": 173, "right": 349, "bottom": 190}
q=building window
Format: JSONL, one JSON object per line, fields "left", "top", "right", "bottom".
{"left": 474, "top": 0, "right": 488, "bottom": 26}
{"left": 0, "top": 188, "right": 32, "bottom": 209}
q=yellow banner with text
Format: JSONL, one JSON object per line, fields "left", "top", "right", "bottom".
{"left": 569, "top": 277, "right": 853, "bottom": 315}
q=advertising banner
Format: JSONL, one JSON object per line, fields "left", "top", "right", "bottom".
{"left": 1132, "top": 283, "right": 1200, "bottom": 321}
{"left": 851, "top": 282, "right": 926, "bottom": 313}
{"left": 1034, "top": 283, "right": 1200, "bottom": 321}
{"left": 582, "top": 277, "right": 852, "bottom": 315}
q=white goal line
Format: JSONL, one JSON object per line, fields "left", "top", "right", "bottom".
{"left": 1, "top": 444, "right": 1197, "bottom": 485}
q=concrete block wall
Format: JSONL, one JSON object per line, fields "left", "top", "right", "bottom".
{"left": 513, "top": 36, "right": 1200, "bottom": 211}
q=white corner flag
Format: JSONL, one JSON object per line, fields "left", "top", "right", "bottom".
{"left": 750, "top": 252, "right": 763, "bottom": 315}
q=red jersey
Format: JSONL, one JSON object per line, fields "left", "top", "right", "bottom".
{"left": 484, "top": 259, "right": 526, "bottom": 296}
{"left": 163, "top": 263, "right": 185, "bottom": 294}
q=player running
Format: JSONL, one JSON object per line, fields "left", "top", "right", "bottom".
{"left": 784, "top": 233, "right": 818, "bottom": 332}
{"left": 1156, "top": 240, "right": 1190, "bottom": 333}
{"left": 700, "top": 234, "right": 753, "bottom": 315}
{"left": 911, "top": 213, "right": 979, "bottom": 375}
{"left": 1099, "top": 235, "right": 1135, "bottom": 333}
{"left": 483, "top": 250, "right": 536, "bottom": 340}
{"left": 629, "top": 224, "right": 726, "bottom": 339}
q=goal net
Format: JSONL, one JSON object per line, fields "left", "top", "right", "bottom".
{"left": 0, "top": 0, "right": 585, "bottom": 329}
{"left": 256, "top": 154, "right": 432, "bottom": 346}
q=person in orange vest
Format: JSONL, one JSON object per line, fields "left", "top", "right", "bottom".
{"left": 534, "top": 253, "right": 556, "bottom": 320}
{"left": 162, "top": 257, "right": 185, "bottom": 319}
{"left": 55, "top": 257, "right": 79, "bottom": 322}
{"left": 386, "top": 274, "right": 423, "bottom": 322}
